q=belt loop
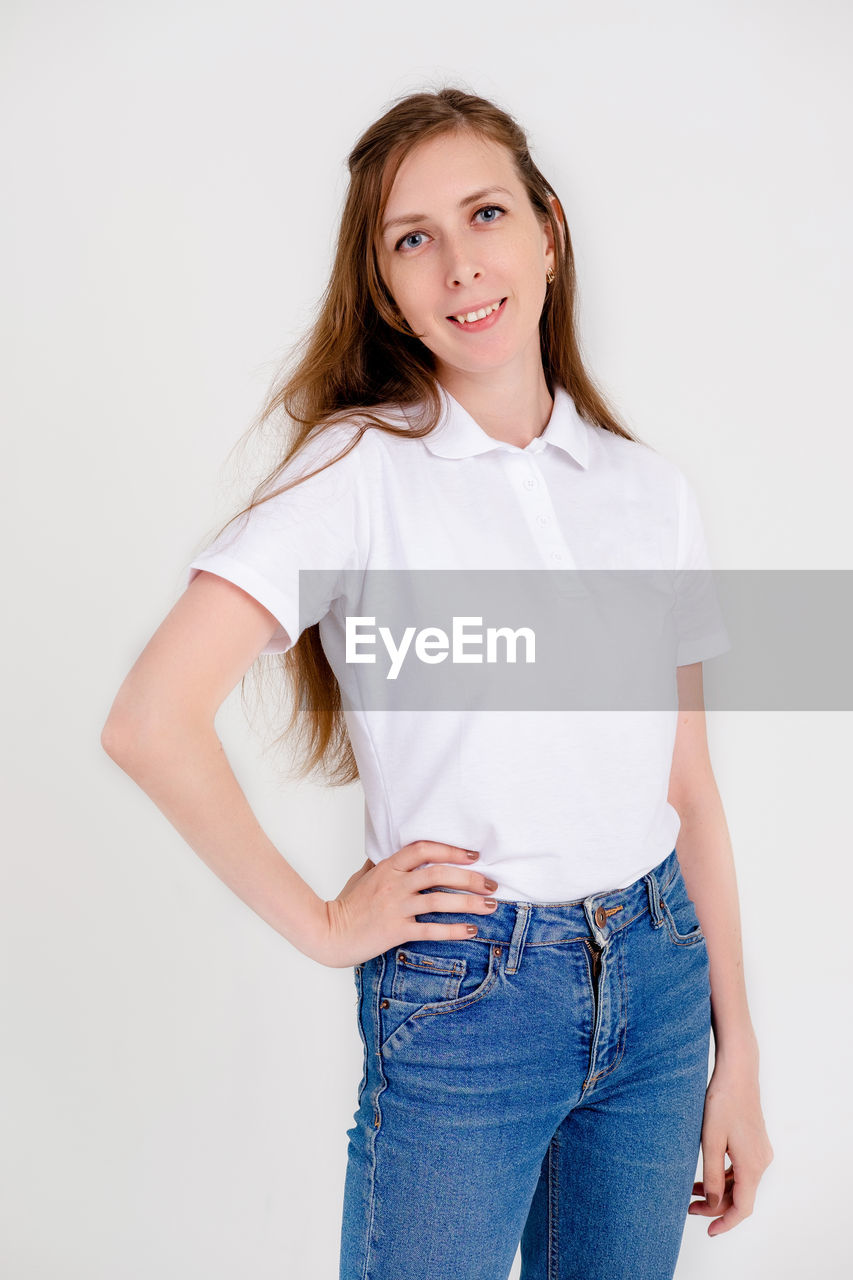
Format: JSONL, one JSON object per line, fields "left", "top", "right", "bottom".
{"left": 645, "top": 869, "right": 665, "bottom": 928}
{"left": 505, "top": 903, "right": 530, "bottom": 974}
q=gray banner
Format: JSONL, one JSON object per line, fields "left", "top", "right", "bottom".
{"left": 297, "top": 570, "right": 853, "bottom": 710}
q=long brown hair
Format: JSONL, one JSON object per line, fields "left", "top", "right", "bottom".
{"left": 192, "top": 85, "right": 641, "bottom": 786}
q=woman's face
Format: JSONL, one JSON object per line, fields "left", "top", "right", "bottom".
{"left": 377, "top": 131, "right": 559, "bottom": 384}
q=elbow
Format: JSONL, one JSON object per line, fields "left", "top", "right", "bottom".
{"left": 100, "top": 719, "right": 117, "bottom": 759}
{"left": 100, "top": 711, "right": 141, "bottom": 767}
{"left": 101, "top": 702, "right": 214, "bottom": 770}
{"left": 668, "top": 771, "right": 720, "bottom": 821}
{"left": 100, "top": 694, "right": 161, "bottom": 767}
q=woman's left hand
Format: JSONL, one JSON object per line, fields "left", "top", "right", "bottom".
{"left": 687, "top": 1054, "right": 774, "bottom": 1236}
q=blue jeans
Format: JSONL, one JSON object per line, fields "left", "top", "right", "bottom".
{"left": 340, "top": 847, "right": 711, "bottom": 1280}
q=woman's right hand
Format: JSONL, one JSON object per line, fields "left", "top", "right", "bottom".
{"left": 315, "top": 841, "right": 499, "bottom": 968}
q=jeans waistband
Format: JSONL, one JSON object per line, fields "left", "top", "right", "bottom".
{"left": 415, "top": 847, "right": 681, "bottom": 974}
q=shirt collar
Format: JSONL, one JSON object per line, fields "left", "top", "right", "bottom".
{"left": 414, "top": 381, "right": 590, "bottom": 468}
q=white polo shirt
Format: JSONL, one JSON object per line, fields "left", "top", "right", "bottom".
{"left": 185, "top": 382, "right": 730, "bottom": 902}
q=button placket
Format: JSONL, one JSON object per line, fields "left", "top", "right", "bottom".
{"left": 518, "top": 460, "right": 576, "bottom": 570}
{"left": 500, "top": 451, "right": 584, "bottom": 589}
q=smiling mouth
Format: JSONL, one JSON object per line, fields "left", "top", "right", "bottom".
{"left": 447, "top": 297, "right": 508, "bottom": 328}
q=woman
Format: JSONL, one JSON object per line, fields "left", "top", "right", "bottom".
{"left": 102, "top": 87, "right": 773, "bottom": 1278}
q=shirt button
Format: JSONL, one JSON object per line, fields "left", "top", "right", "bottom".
{"left": 523, "top": 477, "right": 536, "bottom": 489}
{"left": 537, "top": 514, "right": 549, "bottom": 525}
{"left": 551, "top": 551, "right": 564, "bottom": 561}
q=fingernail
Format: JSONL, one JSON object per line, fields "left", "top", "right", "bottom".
{"left": 467, "top": 850, "right": 479, "bottom": 859}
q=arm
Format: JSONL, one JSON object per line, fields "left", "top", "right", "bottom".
{"left": 667, "top": 661, "right": 774, "bottom": 1235}
{"left": 667, "top": 662, "right": 754, "bottom": 1061}
{"left": 101, "top": 570, "right": 329, "bottom": 961}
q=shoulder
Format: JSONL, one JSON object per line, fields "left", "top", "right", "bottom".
{"left": 293, "top": 403, "right": 430, "bottom": 495}
{"left": 269, "top": 414, "right": 375, "bottom": 502}
{"left": 296, "top": 400, "right": 407, "bottom": 467}
{"left": 587, "top": 421, "right": 688, "bottom": 499}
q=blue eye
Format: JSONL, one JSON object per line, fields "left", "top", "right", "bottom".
{"left": 394, "top": 204, "right": 506, "bottom": 252}
{"left": 475, "top": 204, "right": 504, "bottom": 224}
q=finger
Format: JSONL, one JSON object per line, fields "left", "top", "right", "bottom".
{"left": 687, "top": 1187, "right": 731, "bottom": 1217}
{"left": 687, "top": 1188, "right": 727, "bottom": 1216}
{"left": 412, "top": 890, "right": 498, "bottom": 915}
{"left": 409, "top": 862, "right": 496, "bottom": 895}
{"left": 708, "top": 1200, "right": 743, "bottom": 1235}
{"left": 395, "top": 841, "right": 480, "bottom": 871}
{"left": 698, "top": 1145, "right": 729, "bottom": 1214}
{"left": 687, "top": 1168, "right": 731, "bottom": 1216}
{"left": 708, "top": 1164, "right": 756, "bottom": 1237}
{"left": 703, "top": 1171, "right": 727, "bottom": 1210}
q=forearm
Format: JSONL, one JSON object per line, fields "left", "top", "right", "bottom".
{"left": 674, "top": 780, "right": 758, "bottom": 1065}
{"left": 102, "top": 718, "right": 327, "bottom": 960}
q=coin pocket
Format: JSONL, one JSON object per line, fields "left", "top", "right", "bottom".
{"left": 391, "top": 948, "right": 467, "bottom": 1004}
{"left": 659, "top": 878, "right": 705, "bottom": 946}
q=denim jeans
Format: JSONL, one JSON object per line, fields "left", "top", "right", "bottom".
{"left": 339, "top": 847, "right": 711, "bottom": 1280}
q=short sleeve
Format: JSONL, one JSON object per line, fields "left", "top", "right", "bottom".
{"left": 184, "top": 424, "right": 366, "bottom": 655}
{"left": 673, "top": 470, "right": 731, "bottom": 666}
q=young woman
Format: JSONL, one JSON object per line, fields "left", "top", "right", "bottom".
{"left": 102, "top": 87, "right": 773, "bottom": 1279}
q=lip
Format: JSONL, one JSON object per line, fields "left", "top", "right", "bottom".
{"left": 447, "top": 296, "right": 508, "bottom": 331}
{"left": 446, "top": 296, "right": 505, "bottom": 319}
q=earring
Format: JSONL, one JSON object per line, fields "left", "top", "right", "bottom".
{"left": 546, "top": 266, "right": 555, "bottom": 284}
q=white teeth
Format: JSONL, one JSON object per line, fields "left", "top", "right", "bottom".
{"left": 452, "top": 299, "right": 502, "bottom": 324}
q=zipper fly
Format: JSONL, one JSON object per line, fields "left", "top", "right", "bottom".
{"left": 584, "top": 937, "right": 602, "bottom": 981}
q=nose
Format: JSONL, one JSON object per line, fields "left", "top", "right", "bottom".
{"left": 443, "top": 239, "right": 483, "bottom": 290}
{"left": 447, "top": 268, "right": 482, "bottom": 291}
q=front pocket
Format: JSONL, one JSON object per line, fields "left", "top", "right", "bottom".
{"left": 379, "top": 940, "right": 500, "bottom": 1049}
{"left": 406, "top": 941, "right": 499, "bottom": 1019}
{"left": 353, "top": 964, "right": 368, "bottom": 1105}
{"left": 659, "top": 885, "right": 705, "bottom": 946}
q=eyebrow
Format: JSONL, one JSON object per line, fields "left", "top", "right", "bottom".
{"left": 381, "top": 186, "right": 514, "bottom": 235}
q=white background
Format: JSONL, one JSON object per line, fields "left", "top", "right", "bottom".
{"left": 2, "top": 0, "right": 850, "bottom": 1275}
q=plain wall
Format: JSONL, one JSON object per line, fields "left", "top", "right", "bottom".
{"left": 2, "top": 0, "right": 850, "bottom": 1275}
